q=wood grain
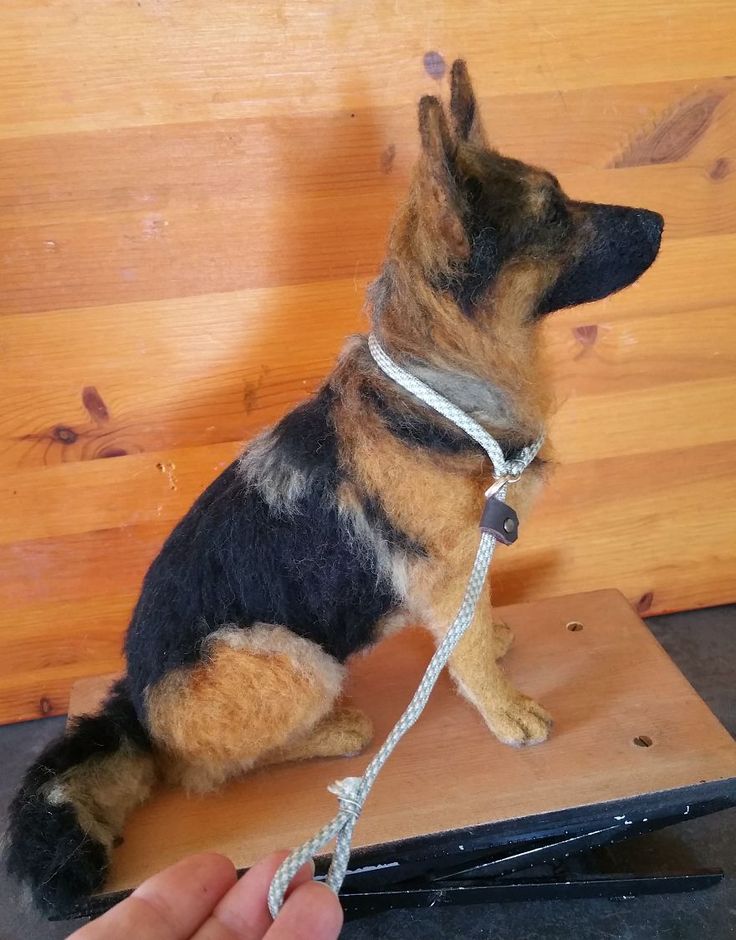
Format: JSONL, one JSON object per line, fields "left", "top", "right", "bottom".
{"left": 1, "top": 1, "right": 735, "bottom": 723}
{"left": 2, "top": 1, "right": 734, "bottom": 137}
{"left": 66, "top": 590, "right": 736, "bottom": 894}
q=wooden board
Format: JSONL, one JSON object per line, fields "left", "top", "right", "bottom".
{"left": 67, "top": 590, "right": 736, "bottom": 895}
{"left": 2, "top": 0, "right": 736, "bottom": 724}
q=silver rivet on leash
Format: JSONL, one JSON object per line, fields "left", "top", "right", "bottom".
{"left": 267, "top": 334, "right": 544, "bottom": 917}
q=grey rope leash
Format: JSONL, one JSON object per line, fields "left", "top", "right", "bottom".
{"left": 267, "top": 335, "right": 543, "bottom": 918}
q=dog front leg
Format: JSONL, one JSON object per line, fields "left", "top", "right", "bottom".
{"left": 430, "top": 585, "right": 552, "bottom": 746}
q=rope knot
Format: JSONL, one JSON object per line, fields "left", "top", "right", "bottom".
{"left": 327, "top": 777, "right": 363, "bottom": 818}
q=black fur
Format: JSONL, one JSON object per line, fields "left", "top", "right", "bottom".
{"left": 434, "top": 224, "right": 501, "bottom": 317}
{"left": 361, "top": 382, "right": 478, "bottom": 456}
{"left": 266, "top": 383, "right": 341, "bottom": 491}
{"left": 361, "top": 381, "right": 533, "bottom": 463}
{"left": 7, "top": 802, "right": 108, "bottom": 916}
{"left": 124, "top": 385, "right": 415, "bottom": 716}
{"left": 4, "top": 679, "right": 148, "bottom": 914}
{"left": 438, "top": 156, "right": 571, "bottom": 317}
{"left": 357, "top": 488, "right": 426, "bottom": 558}
{"left": 432, "top": 135, "right": 663, "bottom": 322}
{"left": 539, "top": 202, "right": 664, "bottom": 315}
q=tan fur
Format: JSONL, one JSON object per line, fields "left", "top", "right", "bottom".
{"left": 336, "top": 479, "right": 411, "bottom": 599}
{"left": 213, "top": 622, "right": 346, "bottom": 694}
{"left": 365, "top": 242, "right": 556, "bottom": 454}
{"left": 267, "top": 705, "right": 373, "bottom": 764}
{"left": 332, "top": 351, "right": 552, "bottom": 746}
{"left": 146, "top": 625, "right": 346, "bottom": 792}
{"left": 492, "top": 620, "right": 515, "bottom": 659}
{"left": 334, "top": 379, "right": 544, "bottom": 562}
{"left": 367, "top": 116, "right": 562, "bottom": 447}
{"left": 427, "top": 577, "right": 552, "bottom": 746}
{"left": 46, "top": 744, "right": 156, "bottom": 848}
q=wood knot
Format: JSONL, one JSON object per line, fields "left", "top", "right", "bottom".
{"left": 636, "top": 591, "right": 654, "bottom": 614}
{"left": 53, "top": 425, "right": 78, "bottom": 444}
{"left": 82, "top": 385, "right": 110, "bottom": 423}
{"left": 611, "top": 91, "right": 724, "bottom": 168}
{"left": 709, "top": 157, "right": 731, "bottom": 181}
{"left": 423, "top": 51, "right": 446, "bottom": 80}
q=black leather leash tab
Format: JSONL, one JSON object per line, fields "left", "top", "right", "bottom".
{"left": 480, "top": 495, "right": 519, "bottom": 545}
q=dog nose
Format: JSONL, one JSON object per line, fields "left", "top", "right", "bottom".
{"left": 608, "top": 205, "right": 663, "bottom": 260}
{"left": 639, "top": 208, "right": 664, "bottom": 247}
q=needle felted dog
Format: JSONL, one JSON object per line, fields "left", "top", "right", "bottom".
{"left": 6, "top": 61, "right": 663, "bottom": 915}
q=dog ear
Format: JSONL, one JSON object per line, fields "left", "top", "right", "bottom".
{"left": 449, "top": 59, "right": 486, "bottom": 146}
{"left": 417, "top": 96, "right": 469, "bottom": 260}
{"left": 418, "top": 94, "right": 454, "bottom": 165}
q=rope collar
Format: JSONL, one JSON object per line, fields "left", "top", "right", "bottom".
{"left": 367, "top": 334, "right": 544, "bottom": 482}
{"left": 267, "top": 335, "right": 544, "bottom": 917}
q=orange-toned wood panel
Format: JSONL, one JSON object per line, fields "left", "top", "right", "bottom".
{"left": 1, "top": 2, "right": 734, "bottom": 137}
{"left": 2, "top": 88, "right": 734, "bottom": 315}
{"left": 1, "top": 234, "right": 734, "bottom": 473}
{"left": 1, "top": 1, "right": 735, "bottom": 723}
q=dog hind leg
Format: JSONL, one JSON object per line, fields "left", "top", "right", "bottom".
{"left": 146, "top": 624, "right": 346, "bottom": 792}
{"left": 268, "top": 705, "right": 373, "bottom": 764}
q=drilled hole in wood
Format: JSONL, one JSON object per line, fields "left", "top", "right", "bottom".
{"left": 566, "top": 621, "right": 584, "bottom": 632}
{"left": 633, "top": 735, "right": 653, "bottom": 748}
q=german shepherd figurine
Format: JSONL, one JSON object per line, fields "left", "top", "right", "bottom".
{"left": 6, "top": 61, "right": 663, "bottom": 915}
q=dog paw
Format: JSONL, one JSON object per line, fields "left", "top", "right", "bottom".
{"left": 334, "top": 706, "right": 374, "bottom": 756}
{"left": 492, "top": 620, "right": 514, "bottom": 659}
{"left": 486, "top": 695, "right": 552, "bottom": 747}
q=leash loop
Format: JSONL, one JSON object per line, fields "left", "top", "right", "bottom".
{"left": 267, "top": 336, "right": 544, "bottom": 918}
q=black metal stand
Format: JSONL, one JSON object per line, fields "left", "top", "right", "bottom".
{"left": 340, "top": 872, "right": 724, "bottom": 918}
{"left": 329, "top": 782, "right": 735, "bottom": 919}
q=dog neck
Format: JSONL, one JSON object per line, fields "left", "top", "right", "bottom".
{"left": 402, "top": 357, "right": 520, "bottom": 432}
{"left": 366, "top": 262, "right": 551, "bottom": 447}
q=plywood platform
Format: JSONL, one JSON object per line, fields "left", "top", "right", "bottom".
{"left": 68, "top": 589, "right": 736, "bottom": 897}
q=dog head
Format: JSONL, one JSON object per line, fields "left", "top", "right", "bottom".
{"left": 382, "top": 60, "right": 663, "bottom": 325}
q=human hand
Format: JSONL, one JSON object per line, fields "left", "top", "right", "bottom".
{"left": 68, "top": 850, "right": 343, "bottom": 940}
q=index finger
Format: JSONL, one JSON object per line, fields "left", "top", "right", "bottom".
{"left": 192, "top": 850, "right": 315, "bottom": 940}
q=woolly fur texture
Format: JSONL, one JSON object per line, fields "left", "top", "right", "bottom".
{"left": 5, "top": 59, "right": 663, "bottom": 915}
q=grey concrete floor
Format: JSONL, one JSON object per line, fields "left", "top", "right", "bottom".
{"left": 1, "top": 605, "right": 734, "bottom": 940}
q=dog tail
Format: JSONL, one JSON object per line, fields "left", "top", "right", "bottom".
{"left": 4, "top": 677, "right": 157, "bottom": 915}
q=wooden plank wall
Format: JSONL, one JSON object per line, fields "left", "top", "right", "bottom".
{"left": 1, "top": 1, "right": 735, "bottom": 724}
